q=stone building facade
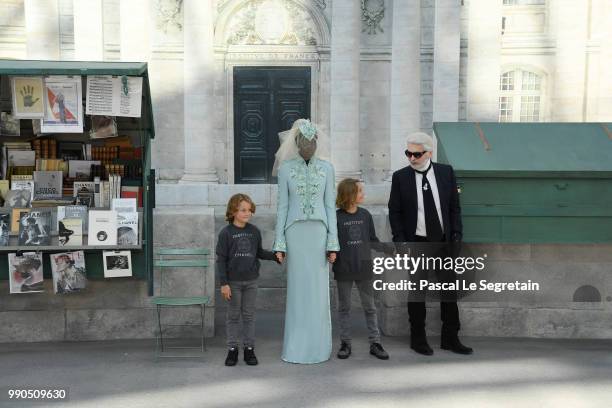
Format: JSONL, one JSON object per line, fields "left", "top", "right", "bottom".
{"left": 1, "top": 0, "right": 611, "bottom": 341}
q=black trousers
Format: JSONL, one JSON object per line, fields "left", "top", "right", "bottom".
{"left": 408, "top": 236, "right": 460, "bottom": 338}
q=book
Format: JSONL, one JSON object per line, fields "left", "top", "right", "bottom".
{"left": 35, "top": 159, "right": 64, "bottom": 172}
{"left": 0, "top": 180, "right": 10, "bottom": 199}
{"left": 93, "top": 177, "right": 101, "bottom": 207}
{"left": 11, "top": 207, "right": 29, "bottom": 232}
{"left": 57, "top": 142, "right": 85, "bottom": 161}
{"left": 88, "top": 210, "right": 117, "bottom": 246}
{"left": 57, "top": 205, "right": 88, "bottom": 232}
{"left": 59, "top": 218, "right": 83, "bottom": 246}
{"left": 0, "top": 112, "right": 21, "bottom": 136}
{"left": 120, "top": 186, "right": 143, "bottom": 208}
{"left": 7, "top": 150, "right": 35, "bottom": 167}
{"left": 8, "top": 252, "right": 44, "bottom": 294}
{"left": 90, "top": 116, "right": 118, "bottom": 139}
{"left": 73, "top": 181, "right": 95, "bottom": 207}
{"left": 10, "top": 175, "right": 34, "bottom": 203}
{"left": 18, "top": 210, "right": 51, "bottom": 246}
{"left": 51, "top": 251, "right": 87, "bottom": 294}
{"left": 4, "top": 189, "right": 32, "bottom": 208}
{"left": 68, "top": 160, "right": 101, "bottom": 179}
{"left": 31, "top": 197, "right": 75, "bottom": 208}
{"left": 117, "top": 212, "right": 138, "bottom": 245}
{"left": 103, "top": 250, "right": 132, "bottom": 278}
{"left": 0, "top": 212, "right": 9, "bottom": 246}
{"left": 101, "top": 181, "right": 110, "bottom": 207}
{"left": 111, "top": 198, "right": 137, "bottom": 214}
{"left": 33, "top": 170, "right": 63, "bottom": 200}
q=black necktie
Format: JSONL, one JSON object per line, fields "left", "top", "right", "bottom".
{"left": 415, "top": 163, "right": 443, "bottom": 242}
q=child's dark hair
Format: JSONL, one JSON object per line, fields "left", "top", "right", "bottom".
{"left": 225, "top": 193, "right": 256, "bottom": 223}
{"left": 336, "top": 178, "right": 360, "bottom": 211}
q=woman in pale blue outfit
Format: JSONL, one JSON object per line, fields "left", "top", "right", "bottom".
{"left": 273, "top": 119, "right": 339, "bottom": 364}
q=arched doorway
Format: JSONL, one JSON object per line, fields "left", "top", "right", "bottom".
{"left": 215, "top": 0, "right": 331, "bottom": 183}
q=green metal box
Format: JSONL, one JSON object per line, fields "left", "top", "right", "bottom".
{"left": 0, "top": 60, "right": 156, "bottom": 294}
{"left": 433, "top": 122, "right": 612, "bottom": 243}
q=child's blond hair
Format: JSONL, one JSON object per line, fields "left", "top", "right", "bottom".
{"left": 225, "top": 193, "right": 256, "bottom": 222}
{"left": 336, "top": 178, "right": 360, "bottom": 211}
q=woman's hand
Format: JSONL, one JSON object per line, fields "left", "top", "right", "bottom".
{"left": 275, "top": 252, "right": 285, "bottom": 263}
{"left": 327, "top": 252, "right": 337, "bottom": 264}
{"left": 221, "top": 284, "right": 232, "bottom": 301}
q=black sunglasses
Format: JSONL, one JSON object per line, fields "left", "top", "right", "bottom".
{"left": 405, "top": 150, "right": 426, "bottom": 159}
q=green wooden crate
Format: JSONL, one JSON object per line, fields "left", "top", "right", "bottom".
{"left": 433, "top": 122, "right": 612, "bottom": 243}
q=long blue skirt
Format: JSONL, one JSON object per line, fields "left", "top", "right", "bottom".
{"left": 282, "top": 220, "right": 332, "bottom": 364}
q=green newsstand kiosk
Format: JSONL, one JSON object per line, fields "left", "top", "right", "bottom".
{"left": 433, "top": 122, "right": 612, "bottom": 243}
{"left": 0, "top": 60, "right": 155, "bottom": 295}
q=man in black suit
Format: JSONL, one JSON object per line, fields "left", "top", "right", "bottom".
{"left": 388, "top": 132, "right": 472, "bottom": 356}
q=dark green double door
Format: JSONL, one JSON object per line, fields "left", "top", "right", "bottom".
{"left": 234, "top": 66, "right": 311, "bottom": 184}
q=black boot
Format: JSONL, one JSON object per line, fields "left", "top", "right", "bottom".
{"left": 337, "top": 342, "right": 351, "bottom": 359}
{"left": 225, "top": 347, "right": 238, "bottom": 366}
{"left": 410, "top": 332, "right": 433, "bottom": 356}
{"left": 441, "top": 336, "right": 473, "bottom": 355}
{"left": 244, "top": 346, "right": 259, "bottom": 365}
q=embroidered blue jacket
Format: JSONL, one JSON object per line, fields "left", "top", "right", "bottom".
{"left": 273, "top": 157, "right": 340, "bottom": 252}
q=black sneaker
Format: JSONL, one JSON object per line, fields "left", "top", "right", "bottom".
{"left": 244, "top": 347, "right": 258, "bottom": 366}
{"left": 337, "top": 342, "right": 351, "bottom": 359}
{"left": 225, "top": 347, "right": 238, "bottom": 366}
{"left": 370, "top": 342, "right": 389, "bottom": 360}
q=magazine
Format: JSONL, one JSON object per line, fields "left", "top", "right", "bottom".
{"left": 51, "top": 251, "right": 87, "bottom": 294}
{"left": 18, "top": 210, "right": 52, "bottom": 246}
{"left": 8, "top": 252, "right": 44, "bottom": 293}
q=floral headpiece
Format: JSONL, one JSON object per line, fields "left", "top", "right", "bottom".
{"left": 298, "top": 119, "right": 317, "bottom": 141}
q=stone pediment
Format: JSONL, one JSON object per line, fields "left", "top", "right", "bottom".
{"left": 215, "top": 0, "right": 330, "bottom": 48}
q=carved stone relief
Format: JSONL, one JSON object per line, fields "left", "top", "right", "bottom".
{"left": 361, "top": 0, "right": 385, "bottom": 35}
{"left": 156, "top": 0, "right": 184, "bottom": 33}
{"left": 225, "top": 0, "right": 318, "bottom": 45}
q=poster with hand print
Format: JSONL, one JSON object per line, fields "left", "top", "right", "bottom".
{"left": 11, "top": 76, "right": 44, "bottom": 118}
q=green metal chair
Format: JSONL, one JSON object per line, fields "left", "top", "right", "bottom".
{"left": 152, "top": 248, "right": 210, "bottom": 359}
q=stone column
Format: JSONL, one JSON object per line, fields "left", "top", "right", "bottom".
{"left": 432, "top": 0, "right": 460, "bottom": 122}
{"left": 24, "top": 0, "right": 60, "bottom": 59}
{"left": 330, "top": 0, "right": 361, "bottom": 180}
{"left": 73, "top": 0, "right": 104, "bottom": 61}
{"left": 388, "top": 0, "right": 421, "bottom": 175}
{"left": 120, "top": 0, "right": 151, "bottom": 62}
{"left": 551, "top": 0, "right": 589, "bottom": 121}
{"left": 180, "top": 0, "right": 218, "bottom": 183}
{"left": 598, "top": 0, "right": 612, "bottom": 121}
{"left": 466, "top": 0, "right": 501, "bottom": 121}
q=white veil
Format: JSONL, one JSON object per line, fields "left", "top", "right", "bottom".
{"left": 272, "top": 119, "right": 330, "bottom": 176}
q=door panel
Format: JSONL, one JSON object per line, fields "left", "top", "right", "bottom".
{"left": 234, "top": 67, "right": 311, "bottom": 184}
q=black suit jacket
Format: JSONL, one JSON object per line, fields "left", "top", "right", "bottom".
{"left": 388, "top": 162, "right": 462, "bottom": 243}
